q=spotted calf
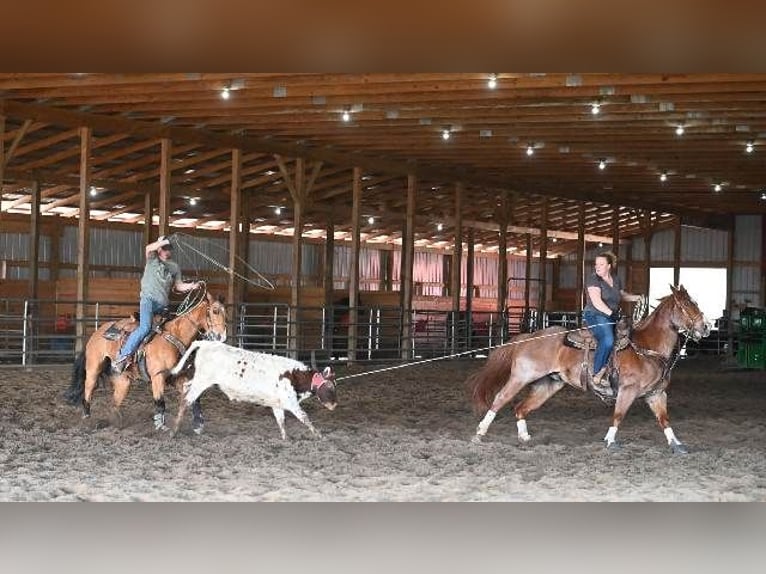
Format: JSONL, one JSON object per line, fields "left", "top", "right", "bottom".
{"left": 169, "top": 340, "right": 337, "bottom": 438}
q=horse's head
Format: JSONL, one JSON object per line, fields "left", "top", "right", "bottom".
{"left": 669, "top": 284, "right": 710, "bottom": 341}
{"left": 200, "top": 292, "right": 228, "bottom": 342}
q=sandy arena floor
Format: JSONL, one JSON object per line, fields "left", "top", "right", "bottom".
{"left": 1, "top": 355, "right": 764, "bottom": 501}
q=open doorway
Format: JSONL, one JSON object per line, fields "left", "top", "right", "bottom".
{"left": 648, "top": 267, "right": 727, "bottom": 324}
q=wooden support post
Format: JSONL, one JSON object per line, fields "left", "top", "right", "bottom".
{"left": 576, "top": 202, "right": 586, "bottom": 318}
{"left": 451, "top": 183, "right": 463, "bottom": 352}
{"left": 538, "top": 197, "right": 549, "bottom": 329}
{"left": 75, "top": 127, "right": 92, "bottom": 353}
{"left": 348, "top": 167, "right": 362, "bottom": 363}
{"left": 524, "top": 233, "right": 532, "bottom": 331}
{"left": 158, "top": 138, "right": 172, "bottom": 236}
{"left": 400, "top": 174, "right": 416, "bottom": 360}
{"left": 466, "top": 227, "right": 475, "bottom": 346}
{"left": 323, "top": 217, "right": 335, "bottom": 349}
{"left": 496, "top": 191, "right": 511, "bottom": 338}
{"left": 0, "top": 113, "right": 5, "bottom": 227}
{"left": 143, "top": 190, "right": 153, "bottom": 247}
{"left": 611, "top": 206, "right": 621, "bottom": 258}
{"left": 29, "top": 181, "right": 40, "bottom": 300}
{"left": 289, "top": 158, "right": 305, "bottom": 359}
{"left": 49, "top": 216, "right": 61, "bottom": 284}
{"left": 673, "top": 216, "right": 682, "bottom": 286}
{"left": 228, "top": 148, "right": 243, "bottom": 339}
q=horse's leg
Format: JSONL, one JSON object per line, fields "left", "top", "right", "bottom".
{"left": 171, "top": 392, "right": 189, "bottom": 436}
{"left": 82, "top": 353, "right": 105, "bottom": 419}
{"left": 110, "top": 374, "right": 131, "bottom": 429}
{"left": 603, "top": 387, "right": 640, "bottom": 448}
{"left": 150, "top": 372, "right": 168, "bottom": 431}
{"left": 644, "top": 391, "right": 687, "bottom": 454}
{"left": 472, "top": 377, "right": 529, "bottom": 444}
{"left": 513, "top": 378, "right": 566, "bottom": 442}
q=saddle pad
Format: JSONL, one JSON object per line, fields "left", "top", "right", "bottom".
{"left": 102, "top": 324, "right": 126, "bottom": 341}
{"left": 565, "top": 320, "right": 632, "bottom": 351}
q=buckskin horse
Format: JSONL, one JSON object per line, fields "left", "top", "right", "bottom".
{"left": 64, "top": 288, "right": 228, "bottom": 430}
{"left": 468, "top": 285, "right": 710, "bottom": 453}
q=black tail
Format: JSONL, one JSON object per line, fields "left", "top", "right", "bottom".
{"left": 64, "top": 352, "right": 86, "bottom": 405}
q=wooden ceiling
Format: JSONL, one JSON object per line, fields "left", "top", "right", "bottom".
{"left": 1, "top": 73, "right": 765, "bottom": 256}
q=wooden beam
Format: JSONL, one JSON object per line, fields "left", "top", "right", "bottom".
{"left": 159, "top": 138, "right": 171, "bottom": 235}
{"left": 673, "top": 216, "right": 682, "bottom": 286}
{"left": 75, "top": 127, "right": 91, "bottom": 353}
{"left": 289, "top": 157, "right": 305, "bottom": 359}
{"left": 348, "top": 167, "right": 362, "bottom": 363}
{"left": 538, "top": 197, "right": 549, "bottom": 323}
{"left": 28, "top": 180, "right": 40, "bottom": 300}
{"left": 576, "top": 202, "right": 586, "bottom": 317}
{"left": 228, "top": 148, "right": 242, "bottom": 324}
{"left": 2, "top": 119, "right": 32, "bottom": 168}
{"left": 401, "top": 174, "right": 416, "bottom": 360}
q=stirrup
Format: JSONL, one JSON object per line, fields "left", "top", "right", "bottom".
{"left": 112, "top": 356, "right": 131, "bottom": 374}
{"left": 590, "top": 371, "right": 614, "bottom": 397}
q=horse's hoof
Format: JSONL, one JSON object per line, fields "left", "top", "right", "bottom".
{"left": 670, "top": 441, "right": 689, "bottom": 455}
{"left": 518, "top": 434, "right": 532, "bottom": 443}
{"left": 606, "top": 440, "right": 622, "bottom": 451}
{"left": 471, "top": 435, "right": 483, "bottom": 444}
{"left": 193, "top": 425, "right": 204, "bottom": 436}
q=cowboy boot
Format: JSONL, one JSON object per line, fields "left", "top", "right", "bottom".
{"left": 591, "top": 367, "right": 614, "bottom": 396}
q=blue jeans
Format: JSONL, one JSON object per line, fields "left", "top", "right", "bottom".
{"left": 118, "top": 297, "right": 166, "bottom": 360}
{"left": 582, "top": 309, "right": 615, "bottom": 374}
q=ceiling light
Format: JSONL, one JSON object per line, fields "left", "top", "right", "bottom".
{"left": 89, "top": 186, "right": 97, "bottom": 197}
{"left": 552, "top": 237, "right": 558, "bottom": 243}
{"left": 487, "top": 73, "right": 497, "bottom": 89}
{"left": 714, "top": 183, "right": 722, "bottom": 192}
{"left": 436, "top": 223, "right": 444, "bottom": 231}
{"left": 760, "top": 191, "right": 766, "bottom": 201}
{"left": 598, "top": 159, "right": 607, "bottom": 170}
{"left": 341, "top": 109, "right": 351, "bottom": 122}
{"left": 367, "top": 216, "right": 375, "bottom": 225}
{"left": 746, "top": 141, "right": 754, "bottom": 153}
{"left": 220, "top": 86, "right": 231, "bottom": 100}
{"left": 526, "top": 144, "right": 534, "bottom": 156}
{"left": 675, "top": 124, "right": 685, "bottom": 136}
{"left": 660, "top": 172, "right": 668, "bottom": 182}
{"left": 274, "top": 206, "right": 282, "bottom": 215}
{"left": 189, "top": 197, "right": 198, "bottom": 206}
{"left": 442, "top": 128, "right": 451, "bottom": 141}
{"left": 591, "top": 102, "right": 601, "bottom": 115}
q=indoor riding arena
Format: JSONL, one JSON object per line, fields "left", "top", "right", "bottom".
{"left": 1, "top": 74, "right": 765, "bottom": 501}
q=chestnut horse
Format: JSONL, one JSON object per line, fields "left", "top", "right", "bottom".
{"left": 65, "top": 290, "right": 228, "bottom": 430}
{"left": 468, "top": 285, "right": 710, "bottom": 453}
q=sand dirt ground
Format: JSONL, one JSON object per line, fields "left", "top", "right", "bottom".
{"left": 1, "top": 355, "right": 764, "bottom": 501}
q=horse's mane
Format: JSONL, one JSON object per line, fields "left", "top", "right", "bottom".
{"left": 632, "top": 292, "right": 675, "bottom": 333}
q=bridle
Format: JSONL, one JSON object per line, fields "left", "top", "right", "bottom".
{"left": 671, "top": 291, "right": 704, "bottom": 335}
{"left": 176, "top": 298, "right": 226, "bottom": 341}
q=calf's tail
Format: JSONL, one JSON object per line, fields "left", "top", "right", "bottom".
{"left": 169, "top": 340, "right": 203, "bottom": 376}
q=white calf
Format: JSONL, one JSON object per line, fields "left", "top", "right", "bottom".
{"left": 169, "top": 340, "right": 337, "bottom": 439}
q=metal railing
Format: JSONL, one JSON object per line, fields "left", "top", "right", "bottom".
{"left": 6, "top": 297, "right": 733, "bottom": 366}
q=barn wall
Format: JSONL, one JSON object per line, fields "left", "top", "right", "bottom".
{"left": 1, "top": 214, "right": 762, "bottom": 311}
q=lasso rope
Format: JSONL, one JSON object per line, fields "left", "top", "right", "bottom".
{"left": 334, "top": 323, "right": 609, "bottom": 383}
{"left": 171, "top": 232, "right": 276, "bottom": 290}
